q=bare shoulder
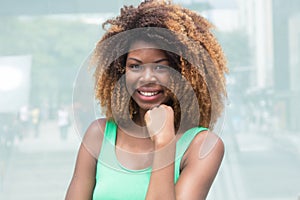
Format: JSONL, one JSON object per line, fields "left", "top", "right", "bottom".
{"left": 192, "top": 130, "right": 224, "bottom": 157}
{"left": 84, "top": 118, "right": 106, "bottom": 135}
{"left": 183, "top": 130, "right": 224, "bottom": 166}
{"left": 81, "top": 118, "right": 107, "bottom": 160}
{"left": 176, "top": 131, "right": 225, "bottom": 199}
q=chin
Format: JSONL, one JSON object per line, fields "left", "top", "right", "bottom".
{"left": 137, "top": 102, "right": 160, "bottom": 111}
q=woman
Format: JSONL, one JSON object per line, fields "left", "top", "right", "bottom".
{"left": 66, "top": 0, "right": 228, "bottom": 199}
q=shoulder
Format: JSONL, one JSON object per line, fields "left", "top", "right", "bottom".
{"left": 191, "top": 130, "right": 224, "bottom": 157}
{"left": 182, "top": 130, "right": 224, "bottom": 169}
{"left": 85, "top": 118, "right": 107, "bottom": 135}
{"left": 81, "top": 118, "right": 107, "bottom": 160}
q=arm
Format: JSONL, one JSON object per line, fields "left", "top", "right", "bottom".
{"left": 175, "top": 131, "right": 224, "bottom": 200}
{"left": 145, "top": 105, "right": 176, "bottom": 200}
{"left": 65, "top": 119, "right": 105, "bottom": 200}
{"left": 145, "top": 142, "right": 177, "bottom": 200}
{"left": 144, "top": 106, "right": 224, "bottom": 200}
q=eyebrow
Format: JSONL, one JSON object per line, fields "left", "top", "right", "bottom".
{"left": 127, "top": 58, "right": 169, "bottom": 64}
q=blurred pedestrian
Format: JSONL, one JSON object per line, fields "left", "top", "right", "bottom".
{"left": 57, "top": 106, "right": 69, "bottom": 140}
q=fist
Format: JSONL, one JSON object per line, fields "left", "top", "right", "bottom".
{"left": 144, "top": 105, "right": 175, "bottom": 148}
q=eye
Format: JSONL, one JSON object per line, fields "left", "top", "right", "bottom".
{"left": 155, "top": 64, "right": 169, "bottom": 72}
{"left": 128, "top": 64, "right": 143, "bottom": 71}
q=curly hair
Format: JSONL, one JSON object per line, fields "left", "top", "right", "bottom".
{"left": 92, "top": 0, "right": 228, "bottom": 132}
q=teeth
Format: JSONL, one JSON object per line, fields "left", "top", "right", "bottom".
{"left": 139, "top": 91, "right": 159, "bottom": 97}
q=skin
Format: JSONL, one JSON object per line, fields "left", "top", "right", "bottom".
{"left": 65, "top": 41, "right": 225, "bottom": 200}
{"left": 125, "top": 41, "right": 171, "bottom": 125}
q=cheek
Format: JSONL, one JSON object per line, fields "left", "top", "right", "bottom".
{"left": 157, "top": 72, "right": 171, "bottom": 87}
{"left": 125, "top": 73, "right": 136, "bottom": 94}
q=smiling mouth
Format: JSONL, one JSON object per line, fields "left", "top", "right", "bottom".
{"left": 138, "top": 91, "right": 160, "bottom": 97}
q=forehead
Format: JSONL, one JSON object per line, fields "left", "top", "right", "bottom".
{"left": 129, "top": 40, "right": 159, "bottom": 50}
{"left": 127, "top": 40, "right": 167, "bottom": 59}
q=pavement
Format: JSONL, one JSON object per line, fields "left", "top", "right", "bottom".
{"left": 0, "top": 120, "right": 81, "bottom": 200}
{"left": 13, "top": 121, "right": 81, "bottom": 153}
{"left": 228, "top": 130, "right": 300, "bottom": 200}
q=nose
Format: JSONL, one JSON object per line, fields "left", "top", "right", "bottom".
{"left": 140, "top": 65, "right": 157, "bottom": 83}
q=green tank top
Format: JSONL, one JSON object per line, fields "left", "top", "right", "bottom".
{"left": 93, "top": 120, "right": 207, "bottom": 200}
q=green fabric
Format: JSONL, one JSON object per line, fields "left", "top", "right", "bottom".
{"left": 93, "top": 120, "right": 207, "bottom": 200}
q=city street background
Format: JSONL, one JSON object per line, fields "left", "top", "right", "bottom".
{"left": 1, "top": 0, "right": 300, "bottom": 199}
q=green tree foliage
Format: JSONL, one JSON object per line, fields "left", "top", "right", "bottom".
{"left": 0, "top": 16, "right": 103, "bottom": 107}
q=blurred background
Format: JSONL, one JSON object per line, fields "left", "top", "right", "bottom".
{"left": 0, "top": 0, "right": 299, "bottom": 199}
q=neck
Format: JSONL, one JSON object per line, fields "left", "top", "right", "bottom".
{"left": 138, "top": 108, "right": 147, "bottom": 126}
{"left": 131, "top": 107, "right": 148, "bottom": 127}
{"left": 117, "top": 126, "right": 154, "bottom": 153}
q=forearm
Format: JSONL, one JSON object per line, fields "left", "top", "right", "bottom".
{"left": 146, "top": 142, "right": 176, "bottom": 200}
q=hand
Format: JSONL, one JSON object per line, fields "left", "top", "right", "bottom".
{"left": 144, "top": 104, "right": 175, "bottom": 149}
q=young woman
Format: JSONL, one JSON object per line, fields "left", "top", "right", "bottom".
{"left": 66, "top": 0, "right": 228, "bottom": 199}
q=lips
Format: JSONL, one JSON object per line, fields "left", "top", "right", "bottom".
{"left": 134, "top": 87, "right": 163, "bottom": 102}
{"left": 138, "top": 91, "right": 160, "bottom": 97}
{"left": 130, "top": 86, "right": 169, "bottom": 110}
